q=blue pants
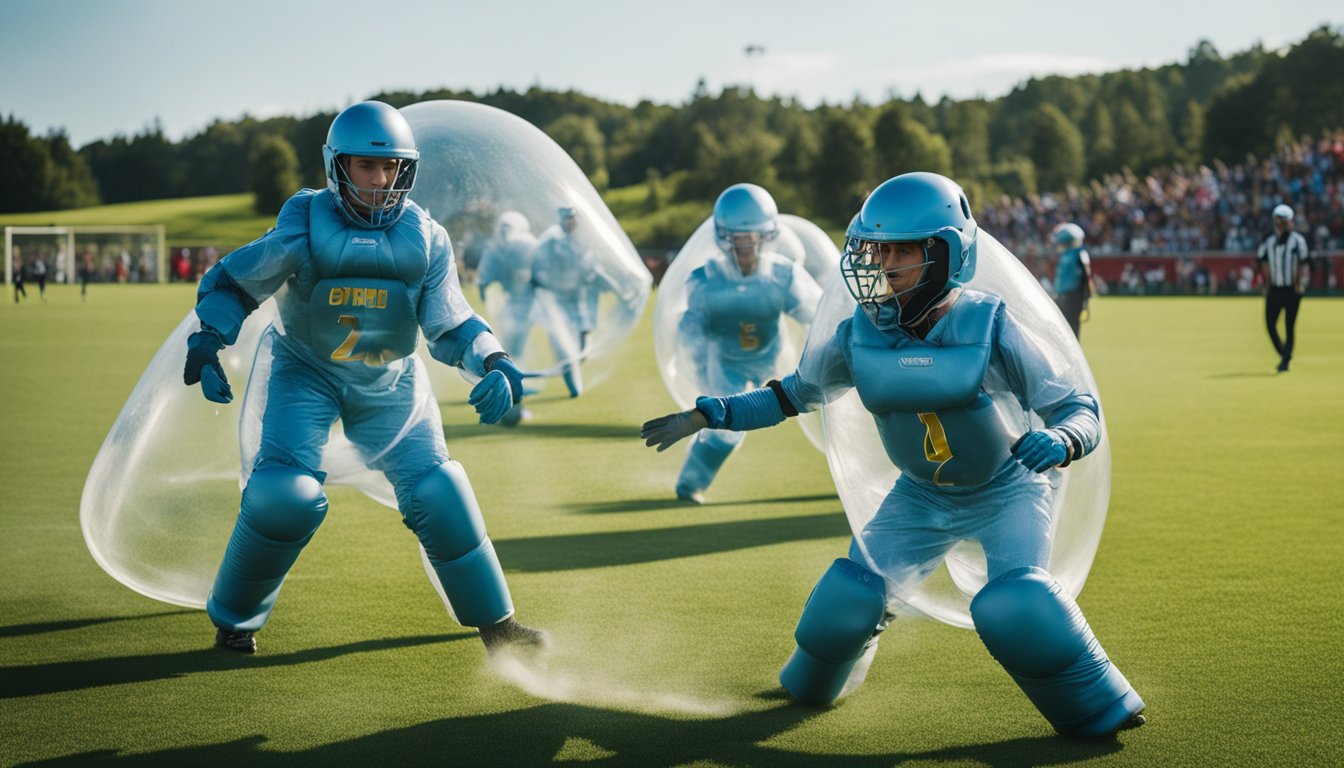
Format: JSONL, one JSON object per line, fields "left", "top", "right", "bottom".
{"left": 854, "top": 464, "right": 1053, "bottom": 601}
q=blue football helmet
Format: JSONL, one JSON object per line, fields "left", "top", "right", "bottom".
{"left": 322, "top": 101, "right": 420, "bottom": 229}
{"left": 713, "top": 183, "right": 779, "bottom": 276}
{"left": 1052, "top": 222, "right": 1085, "bottom": 248}
{"left": 841, "top": 172, "right": 978, "bottom": 330}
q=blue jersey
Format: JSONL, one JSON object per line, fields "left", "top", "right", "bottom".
{"left": 478, "top": 233, "right": 537, "bottom": 298}
{"left": 1054, "top": 246, "right": 1090, "bottom": 294}
{"left": 531, "top": 226, "right": 600, "bottom": 332}
{"left": 195, "top": 189, "right": 497, "bottom": 387}
{"left": 785, "top": 289, "right": 1099, "bottom": 489}
{"left": 681, "top": 252, "right": 821, "bottom": 364}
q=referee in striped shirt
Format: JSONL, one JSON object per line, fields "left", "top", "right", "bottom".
{"left": 1257, "top": 204, "right": 1313, "bottom": 372}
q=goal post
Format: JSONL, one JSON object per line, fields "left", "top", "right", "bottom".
{"left": 5, "top": 225, "right": 167, "bottom": 285}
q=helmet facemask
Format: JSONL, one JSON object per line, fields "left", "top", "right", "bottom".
{"left": 717, "top": 228, "right": 776, "bottom": 278}
{"left": 330, "top": 155, "right": 418, "bottom": 229}
{"left": 842, "top": 236, "right": 950, "bottom": 330}
{"left": 712, "top": 183, "right": 779, "bottom": 280}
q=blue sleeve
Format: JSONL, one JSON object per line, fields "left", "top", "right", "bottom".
{"left": 1042, "top": 394, "right": 1100, "bottom": 461}
{"left": 785, "top": 316, "right": 854, "bottom": 412}
{"left": 783, "top": 262, "right": 822, "bottom": 325}
{"left": 694, "top": 385, "right": 790, "bottom": 432}
{"left": 418, "top": 223, "right": 480, "bottom": 344}
{"left": 996, "top": 305, "right": 1100, "bottom": 458}
{"left": 678, "top": 269, "right": 711, "bottom": 351}
{"left": 194, "top": 191, "right": 313, "bottom": 343}
{"left": 427, "top": 316, "right": 492, "bottom": 369}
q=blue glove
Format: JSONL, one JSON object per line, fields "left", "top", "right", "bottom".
{"left": 184, "top": 329, "right": 233, "bottom": 404}
{"left": 1011, "top": 429, "right": 1069, "bottom": 473}
{"left": 484, "top": 353, "right": 525, "bottom": 403}
{"left": 469, "top": 370, "right": 513, "bottom": 425}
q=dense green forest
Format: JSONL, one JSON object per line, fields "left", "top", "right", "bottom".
{"left": 3, "top": 25, "right": 1341, "bottom": 244}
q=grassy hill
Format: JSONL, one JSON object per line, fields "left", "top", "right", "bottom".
{"left": 0, "top": 194, "right": 280, "bottom": 248}
{"left": 0, "top": 182, "right": 827, "bottom": 252}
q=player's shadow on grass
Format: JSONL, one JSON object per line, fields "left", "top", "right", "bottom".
{"left": 568, "top": 493, "right": 838, "bottom": 514}
{"left": 0, "top": 609, "right": 195, "bottom": 638}
{"left": 0, "top": 632, "right": 474, "bottom": 699}
{"left": 494, "top": 512, "right": 850, "bottom": 572}
{"left": 16, "top": 695, "right": 1128, "bottom": 768}
{"left": 1205, "top": 371, "right": 1279, "bottom": 379}
{"left": 443, "top": 421, "right": 638, "bottom": 441}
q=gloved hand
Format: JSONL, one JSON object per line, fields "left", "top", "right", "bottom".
{"left": 641, "top": 408, "right": 709, "bottom": 452}
{"left": 469, "top": 370, "right": 513, "bottom": 425}
{"left": 184, "top": 329, "right": 233, "bottom": 404}
{"left": 485, "top": 353, "right": 525, "bottom": 403}
{"left": 1011, "top": 429, "right": 1070, "bottom": 473}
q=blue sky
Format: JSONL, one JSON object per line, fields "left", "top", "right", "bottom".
{"left": 2, "top": 0, "right": 1339, "bottom": 147}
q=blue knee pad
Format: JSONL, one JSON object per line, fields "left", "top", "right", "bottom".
{"left": 408, "top": 461, "right": 512, "bottom": 627}
{"left": 779, "top": 558, "right": 887, "bottom": 705}
{"left": 971, "top": 567, "right": 1145, "bottom": 737}
{"left": 676, "top": 430, "right": 744, "bottom": 498}
{"left": 207, "top": 464, "right": 328, "bottom": 632}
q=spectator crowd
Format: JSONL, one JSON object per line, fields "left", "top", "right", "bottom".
{"left": 980, "top": 131, "right": 1344, "bottom": 261}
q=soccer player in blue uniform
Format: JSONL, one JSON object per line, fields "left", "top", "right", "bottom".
{"left": 530, "top": 207, "right": 603, "bottom": 397}
{"left": 477, "top": 211, "right": 539, "bottom": 425}
{"left": 1051, "top": 222, "right": 1094, "bottom": 338}
{"left": 673, "top": 183, "right": 822, "bottom": 503}
{"left": 183, "top": 101, "right": 546, "bottom": 655}
{"left": 643, "top": 173, "right": 1144, "bottom": 738}
{"left": 477, "top": 210, "right": 538, "bottom": 358}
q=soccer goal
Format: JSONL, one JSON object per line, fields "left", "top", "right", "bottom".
{"left": 4, "top": 225, "right": 167, "bottom": 285}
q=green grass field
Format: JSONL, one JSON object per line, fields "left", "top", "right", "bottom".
{"left": 1, "top": 286, "right": 1341, "bottom": 767}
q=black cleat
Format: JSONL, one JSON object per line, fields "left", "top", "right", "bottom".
{"left": 214, "top": 628, "right": 257, "bottom": 654}
{"left": 479, "top": 617, "right": 550, "bottom": 655}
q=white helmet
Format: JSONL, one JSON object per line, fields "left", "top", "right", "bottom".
{"left": 1052, "top": 222, "right": 1085, "bottom": 248}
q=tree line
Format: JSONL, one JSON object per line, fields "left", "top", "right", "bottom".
{"left": 2, "top": 25, "right": 1341, "bottom": 245}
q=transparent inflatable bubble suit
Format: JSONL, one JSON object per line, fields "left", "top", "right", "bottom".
{"left": 82, "top": 101, "right": 649, "bottom": 618}
{"left": 405, "top": 101, "right": 651, "bottom": 400}
{"left": 654, "top": 215, "right": 838, "bottom": 449}
{"left": 812, "top": 230, "right": 1110, "bottom": 629}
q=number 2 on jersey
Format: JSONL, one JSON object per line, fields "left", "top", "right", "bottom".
{"left": 330, "top": 315, "right": 361, "bottom": 362}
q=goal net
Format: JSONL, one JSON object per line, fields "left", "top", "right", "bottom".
{"left": 5, "top": 225, "right": 167, "bottom": 285}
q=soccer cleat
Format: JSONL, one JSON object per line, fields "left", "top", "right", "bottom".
{"left": 562, "top": 368, "right": 583, "bottom": 398}
{"left": 479, "top": 617, "right": 550, "bottom": 655}
{"left": 676, "top": 488, "right": 705, "bottom": 504}
{"left": 1121, "top": 712, "right": 1147, "bottom": 730}
{"left": 1277, "top": 358, "right": 1290, "bottom": 372}
{"left": 214, "top": 628, "right": 257, "bottom": 654}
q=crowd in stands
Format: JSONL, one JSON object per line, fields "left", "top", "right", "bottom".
{"left": 979, "top": 131, "right": 1344, "bottom": 261}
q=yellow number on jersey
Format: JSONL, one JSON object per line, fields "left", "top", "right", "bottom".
{"left": 917, "top": 412, "right": 955, "bottom": 486}
{"left": 330, "top": 314, "right": 361, "bottom": 362}
{"left": 738, "top": 322, "right": 759, "bottom": 351}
